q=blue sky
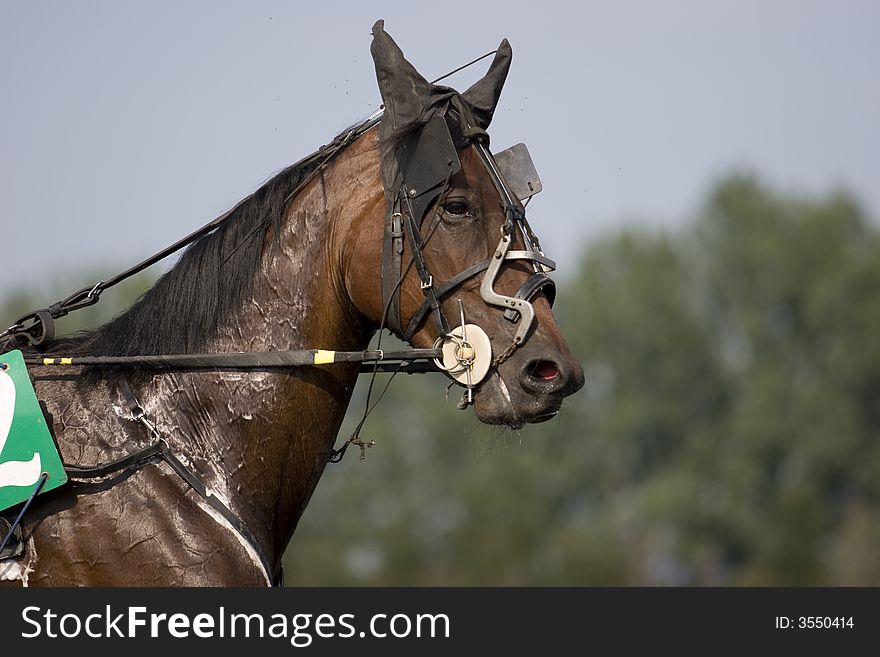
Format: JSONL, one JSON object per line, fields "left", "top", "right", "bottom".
{"left": 2, "top": 1, "right": 877, "bottom": 300}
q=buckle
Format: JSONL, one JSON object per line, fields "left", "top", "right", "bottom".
{"left": 128, "top": 403, "right": 160, "bottom": 440}
{"left": 390, "top": 212, "right": 404, "bottom": 239}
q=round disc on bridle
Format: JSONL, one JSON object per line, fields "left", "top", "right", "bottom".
{"left": 441, "top": 324, "right": 492, "bottom": 386}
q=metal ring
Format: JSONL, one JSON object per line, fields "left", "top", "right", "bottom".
{"left": 87, "top": 281, "right": 104, "bottom": 299}
{"left": 432, "top": 333, "right": 467, "bottom": 373}
{"left": 432, "top": 335, "right": 451, "bottom": 371}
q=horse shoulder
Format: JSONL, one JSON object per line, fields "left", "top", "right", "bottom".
{"left": 17, "top": 377, "right": 269, "bottom": 586}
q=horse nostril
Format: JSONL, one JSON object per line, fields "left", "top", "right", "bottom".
{"left": 529, "top": 360, "right": 560, "bottom": 382}
{"left": 520, "top": 359, "right": 566, "bottom": 394}
{"left": 519, "top": 357, "right": 581, "bottom": 398}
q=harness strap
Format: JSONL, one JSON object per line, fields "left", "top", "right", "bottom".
{"left": 60, "top": 381, "right": 281, "bottom": 586}
{"left": 63, "top": 443, "right": 163, "bottom": 479}
{"left": 62, "top": 441, "right": 279, "bottom": 585}
{"left": 403, "top": 260, "right": 491, "bottom": 341}
{"left": 400, "top": 192, "right": 449, "bottom": 338}
{"left": 381, "top": 210, "right": 405, "bottom": 337}
{"left": 403, "top": 252, "right": 557, "bottom": 341}
{"left": 157, "top": 444, "right": 280, "bottom": 585}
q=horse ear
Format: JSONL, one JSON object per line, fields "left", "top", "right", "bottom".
{"left": 462, "top": 39, "right": 513, "bottom": 129}
{"left": 371, "top": 20, "right": 433, "bottom": 133}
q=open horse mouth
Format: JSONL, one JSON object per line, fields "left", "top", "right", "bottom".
{"left": 472, "top": 353, "right": 585, "bottom": 429}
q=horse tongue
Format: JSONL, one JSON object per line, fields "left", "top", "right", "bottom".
{"left": 532, "top": 361, "right": 560, "bottom": 381}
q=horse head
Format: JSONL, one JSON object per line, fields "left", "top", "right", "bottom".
{"left": 346, "top": 21, "right": 584, "bottom": 428}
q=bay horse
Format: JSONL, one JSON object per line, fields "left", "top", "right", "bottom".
{"left": 0, "top": 21, "right": 583, "bottom": 586}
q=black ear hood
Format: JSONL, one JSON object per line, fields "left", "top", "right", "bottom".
{"left": 370, "top": 19, "right": 512, "bottom": 204}
{"left": 370, "top": 20, "right": 511, "bottom": 135}
{"left": 461, "top": 38, "right": 512, "bottom": 130}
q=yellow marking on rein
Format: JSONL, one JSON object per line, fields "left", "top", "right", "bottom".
{"left": 42, "top": 358, "right": 73, "bottom": 365}
{"left": 313, "top": 350, "right": 336, "bottom": 365}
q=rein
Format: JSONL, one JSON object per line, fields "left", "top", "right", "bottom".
{"left": 29, "top": 348, "right": 441, "bottom": 370}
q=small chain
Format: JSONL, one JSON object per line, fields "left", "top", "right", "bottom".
{"left": 492, "top": 339, "right": 520, "bottom": 368}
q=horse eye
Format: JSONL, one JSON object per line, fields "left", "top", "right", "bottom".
{"left": 443, "top": 201, "right": 470, "bottom": 216}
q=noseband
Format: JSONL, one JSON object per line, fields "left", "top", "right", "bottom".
{"left": 380, "top": 116, "right": 556, "bottom": 377}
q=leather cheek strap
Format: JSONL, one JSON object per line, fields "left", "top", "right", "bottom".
{"left": 402, "top": 251, "right": 556, "bottom": 342}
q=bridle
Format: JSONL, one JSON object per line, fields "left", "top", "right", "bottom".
{"left": 380, "top": 111, "right": 557, "bottom": 393}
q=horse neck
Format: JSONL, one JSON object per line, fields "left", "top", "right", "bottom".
{"left": 152, "top": 130, "right": 384, "bottom": 574}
